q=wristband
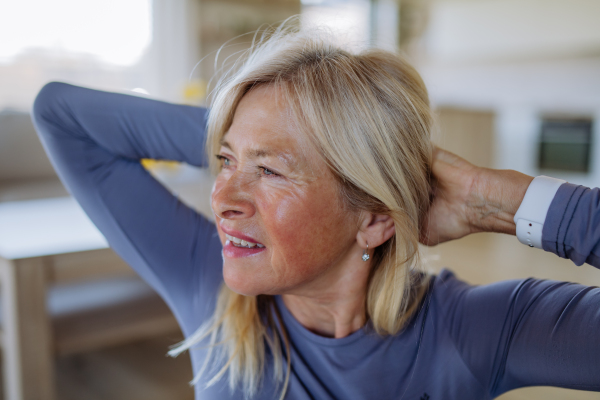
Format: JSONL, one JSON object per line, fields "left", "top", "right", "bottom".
{"left": 513, "top": 176, "right": 566, "bottom": 249}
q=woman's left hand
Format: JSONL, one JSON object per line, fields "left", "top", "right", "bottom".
{"left": 419, "top": 147, "right": 534, "bottom": 246}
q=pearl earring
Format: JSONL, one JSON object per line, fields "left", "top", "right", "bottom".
{"left": 362, "top": 243, "right": 370, "bottom": 262}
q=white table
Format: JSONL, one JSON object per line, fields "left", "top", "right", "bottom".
{"left": 0, "top": 197, "right": 108, "bottom": 260}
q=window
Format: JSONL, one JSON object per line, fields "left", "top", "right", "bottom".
{"left": 538, "top": 117, "right": 593, "bottom": 173}
{"left": 0, "top": 0, "right": 153, "bottom": 111}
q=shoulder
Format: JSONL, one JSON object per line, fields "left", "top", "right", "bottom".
{"left": 429, "top": 268, "right": 559, "bottom": 303}
{"left": 425, "top": 269, "right": 589, "bottom": 334}
{"left": 431, "top": 268, "right": 551, "bottom": 304}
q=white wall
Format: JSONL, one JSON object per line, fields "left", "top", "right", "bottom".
{"left": 419, "top": 0, "right": 600, "bottom": 188}
{"left": 425, "top": 0, "right": 600, "bottom": 62}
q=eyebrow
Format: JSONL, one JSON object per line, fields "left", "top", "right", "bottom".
{"left": 220, "top": 138, "right": 291, "bottom": 163}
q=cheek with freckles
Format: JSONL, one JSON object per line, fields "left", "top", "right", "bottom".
{"left": 257, "top": 179, "right": 358, "bottom": 291}
{"left": 219, "top": 177, "right": 358, "bottom": 296}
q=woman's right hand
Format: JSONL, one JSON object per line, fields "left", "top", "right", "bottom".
{"left": 419, "top": 147, "right": 534, "bottom": 246}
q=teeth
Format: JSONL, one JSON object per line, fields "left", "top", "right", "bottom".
{"left": 225, "top": 233, "right": 263, "bottom": 248}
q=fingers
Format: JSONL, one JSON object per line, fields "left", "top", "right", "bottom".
{"left": 420, "top": 145, "right": 480, "bottom": 246}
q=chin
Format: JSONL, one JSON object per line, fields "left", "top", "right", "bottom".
{"left": 222, "top": 263, "right": 269, "bottom": 297}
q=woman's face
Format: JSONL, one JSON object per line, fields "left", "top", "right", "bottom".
{"left": 211, "top": 85, "right": 361, "bottom": 296}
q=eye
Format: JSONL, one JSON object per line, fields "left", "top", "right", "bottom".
{"left": 259, "top": 166, "right": 278, "bottom": 177}
{"left": 216, "top": 155, "right": 232, "bottom": 168}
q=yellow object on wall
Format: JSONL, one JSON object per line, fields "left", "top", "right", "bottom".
{"left": 140, "top": 159, "right": 180, "bottom": 171}
{"left": 183, "top": 80, "right": 207, "bottom": 105}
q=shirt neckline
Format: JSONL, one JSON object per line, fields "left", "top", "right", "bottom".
{"left": 273, "top": 295, "right": 370, "bottom": 347}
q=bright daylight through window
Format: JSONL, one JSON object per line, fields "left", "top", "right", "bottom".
{"left": 0, "top": 0, "right": 152, "bottom": 110}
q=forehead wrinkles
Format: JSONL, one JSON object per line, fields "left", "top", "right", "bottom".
{"left": 256, "top": 82, "right": 327, "bottom": 180}
{"left": 263, "top": 86, "right": 324, "bottom": 179}
{"left": 222, "top": 87, "right": 327, "bottom": 181}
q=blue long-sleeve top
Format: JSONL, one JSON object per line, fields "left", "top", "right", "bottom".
{"left": 32, "top": 82, "right": 600, "bottom": 400}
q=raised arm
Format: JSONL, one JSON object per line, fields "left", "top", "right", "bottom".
{"left": 542, "top": 183, "right": 600, "bottom": 267}
{"left": 420, "top": 147, "right": 600, "bottom": 269}
{"left": 437, "top": 271, "right": 600, "bottom": 397}
{"left": 32, "top": 82, "right": 224, "bottom": 324}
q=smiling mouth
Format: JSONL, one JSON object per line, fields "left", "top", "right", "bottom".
{"left": 225, "top": 234, "right": 265, "bottom": 248}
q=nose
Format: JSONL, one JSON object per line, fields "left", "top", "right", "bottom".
{"left": 211, "top": 172, "right": 256, "bottom": 220}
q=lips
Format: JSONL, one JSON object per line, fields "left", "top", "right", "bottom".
{"left": 219, "top": 226, "right": 266, "bottom": 258}
{"left": 225, "top": 233, "right": 265, "bottom": 248}
{"left": 222, "top": 240, "right": 266, "bottom": 258}
{"left": 220, "top": 226, "right": 263, "bottom": 246}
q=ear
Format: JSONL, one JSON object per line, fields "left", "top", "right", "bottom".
{"left": 356, "top": 211, "right": 395, "bottom": 249}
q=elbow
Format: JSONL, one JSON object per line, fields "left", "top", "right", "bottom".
{"left": 32, "top": 82, "right": 72, "bottom": 131}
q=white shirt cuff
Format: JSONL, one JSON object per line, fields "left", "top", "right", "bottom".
{"left": 513, "top": 176, "right": 566, "bottom": 249}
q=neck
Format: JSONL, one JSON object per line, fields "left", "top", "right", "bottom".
{"left": 281, "top": 247, "right": 371, "bottom": 339}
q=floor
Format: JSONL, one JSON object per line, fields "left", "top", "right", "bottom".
{"left": 0, "top": 334, "right": 192, "bottom": 399}
{"left": 54, "top": 335, "right": 193, "bottom": 400}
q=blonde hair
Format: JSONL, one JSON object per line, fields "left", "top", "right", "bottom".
{"left": 169, "top": 22, "right": 433, "bottom": 399}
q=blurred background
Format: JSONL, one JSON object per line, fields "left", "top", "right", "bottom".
{"left": 0, "top": 0, "right": 599, "bottom": 399}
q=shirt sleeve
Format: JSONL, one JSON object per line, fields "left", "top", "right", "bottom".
{"left": 438, "top": 271, "right": 600, "bottom": 398}
{"left": 542, "top": 183, "right": 600, "bottom": 268}
{"left": 31, "top": 82, "right": 224, "bottom": 326}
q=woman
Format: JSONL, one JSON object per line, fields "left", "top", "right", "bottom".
{"left": 32, "top": 28, "right": 600, "bottom": 399}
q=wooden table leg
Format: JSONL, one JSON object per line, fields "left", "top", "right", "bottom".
{"left": 0, "top": 257, "right": 55, "bottom": 400}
